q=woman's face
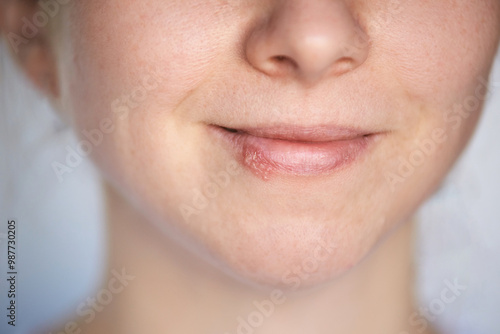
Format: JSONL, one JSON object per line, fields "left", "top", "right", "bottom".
{"left": 53, "top": 0, "right": 499, "bottom": 287}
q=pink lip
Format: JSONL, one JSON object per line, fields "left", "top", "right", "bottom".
{"left": 209, "top": 125, "right": 379, "bottom": 180}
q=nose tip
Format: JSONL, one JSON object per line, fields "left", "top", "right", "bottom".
{"left": 245, "top": 0, "right": 369, "bottom": 85}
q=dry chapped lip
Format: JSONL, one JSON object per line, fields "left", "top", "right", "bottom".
{"left": 209, "top": 124, "right": 377, "bottom": 180}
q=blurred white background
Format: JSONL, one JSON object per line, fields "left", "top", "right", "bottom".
{"left": 0, "top": 41, "right": 105, "bottom": 334}
{"left": 1, "top": 40, "right": 499, "bottom": 334}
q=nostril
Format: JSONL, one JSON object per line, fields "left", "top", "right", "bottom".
{"left": 272, "top": 55, "right": 297, "bottom": 67}
{"left": 269, "top": 55, "right": 298, "bottom": 75}
{"left": 330, "top": 57, "right": 356, "bottom": 76}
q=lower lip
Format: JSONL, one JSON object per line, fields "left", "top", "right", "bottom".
{"left": 209, "top": 126, "right": 377, "bottom": 180}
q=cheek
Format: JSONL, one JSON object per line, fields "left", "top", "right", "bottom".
{"left": 368, "top": 1, "right": 500, "bottom": 173}
{"left": 345, "top": 3, "right": 500, "bottom": 243}
{"left": 377, "top": 1, "right": 500, "bottom": 105}
{"left": 63, "top": 1, "right": 233, "bottom": 128}
{"left": 59, "top": 1, "right": 237, "bottom": 188}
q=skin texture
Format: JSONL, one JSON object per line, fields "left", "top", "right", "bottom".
{"left": 52, "top": 0, "right": 500, "bottom": 286}
{"left": 1, "top": 1, "right": 500, "bottom": 333}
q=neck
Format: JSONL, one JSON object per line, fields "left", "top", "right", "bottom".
{"left": 82, "top": 182, "right": 434, "bottom": 334}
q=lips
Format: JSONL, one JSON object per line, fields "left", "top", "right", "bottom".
{"left": 208, "top": 124, "right": 379, "bottom": 180}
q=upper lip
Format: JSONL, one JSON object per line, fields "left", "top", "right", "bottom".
{"left": 216, "top": 125, "right": 373, "bottom": 142}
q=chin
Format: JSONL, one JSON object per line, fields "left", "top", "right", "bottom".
{"left": 183, "top": 212, "right": 388, "bottom": 291}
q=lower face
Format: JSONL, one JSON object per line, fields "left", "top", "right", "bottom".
{"left": 56, "top": 1, "right": 499, "bottom": 288}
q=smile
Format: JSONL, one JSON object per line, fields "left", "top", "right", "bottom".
{"left": 208, "top": 124, "right": 380, "bottom": 180}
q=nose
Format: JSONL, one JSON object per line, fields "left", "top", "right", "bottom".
{"left": 245, "top": 0, "right": 369, "bottom": 85}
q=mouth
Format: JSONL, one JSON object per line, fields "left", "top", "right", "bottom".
{"left": 208, "top": 124, "right": 381, "bottom": 180}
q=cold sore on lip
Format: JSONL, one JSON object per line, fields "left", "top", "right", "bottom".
{"left": 208, "top": 124, "right": 377, "bottom": 180}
